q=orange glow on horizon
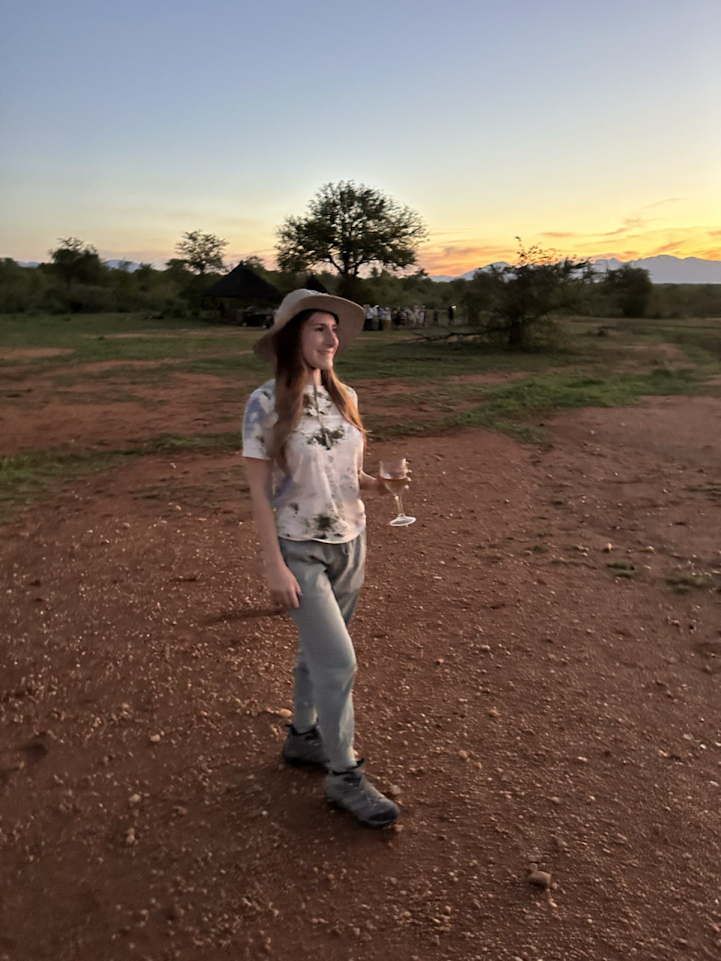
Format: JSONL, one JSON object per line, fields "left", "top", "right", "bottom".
{"left": 419, "top": 226, "right": 721, "bottom": 276}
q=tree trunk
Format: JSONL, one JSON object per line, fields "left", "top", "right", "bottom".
{"left": 508, "top": 316, "right": 525, "bottom": 349}
{"left": 338, "top": 273, "right": 361, "bottom": 302}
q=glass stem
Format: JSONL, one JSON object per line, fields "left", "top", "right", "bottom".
{"left": 394, "top": 495, "right": 404, "bottom": 516}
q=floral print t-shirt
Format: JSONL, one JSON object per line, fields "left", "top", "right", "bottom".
{"left": 242, "top": 379, "right": 366, "bottom": 543}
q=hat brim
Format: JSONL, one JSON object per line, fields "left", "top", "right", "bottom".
{"left": 253, "top": 292, "right": 365, "bottom": 364}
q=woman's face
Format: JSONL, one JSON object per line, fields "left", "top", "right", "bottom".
{"left": 300, "top": 311, "right": 339, "bottom": 371}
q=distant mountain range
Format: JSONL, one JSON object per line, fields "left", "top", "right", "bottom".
{"left": 431, "top": 255, "right": 721, "bottom": 285}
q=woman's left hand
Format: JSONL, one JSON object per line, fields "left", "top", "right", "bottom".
{"left": 375, "top": 472, "right": 412, "bottom": 496}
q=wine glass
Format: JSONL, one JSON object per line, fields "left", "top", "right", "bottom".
{"left": 379, "top": 457, "right": 416, "bottom": 527}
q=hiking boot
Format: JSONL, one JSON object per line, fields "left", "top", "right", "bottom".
{"left": 324, "top": 761, "right": 400, "bottom": 828}
{"left": 282, "top": 724, "right": 328, "bottom": 768}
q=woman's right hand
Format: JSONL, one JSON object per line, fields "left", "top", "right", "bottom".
{"left": 266, "top": 562, "right": 303, "bottom": 609}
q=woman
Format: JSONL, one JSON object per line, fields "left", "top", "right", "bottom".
{"left": 242, "top": 288, "right": 403, "bottom": 828}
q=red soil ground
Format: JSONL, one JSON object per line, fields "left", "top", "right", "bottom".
{"left": 1, "top": 369, "right": 721, "bottom": 961}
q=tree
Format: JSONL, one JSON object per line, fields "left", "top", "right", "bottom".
{"left": 175, "top": 230, "right": 228, "bottom": 275}
{"left": 49, "top": 237, "right": 104, "bottom": 285}
{"left": 601, "top": 264, "right": 653, "bottom": 318}
{"left": 483, "top": 240, "right": 592, "bottom": 349}
{"left": 237, "top": 255, "right": 266, "bottom": 272}
{"left": 276, "top": 181, "right": 428, "bottom": 298}
{"left": 164, "top": 258, "right": 191, "bottom": 275}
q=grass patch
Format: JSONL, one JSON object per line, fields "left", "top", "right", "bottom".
{"left": 378, "top": 368, "right": 704, "bottom": 443}
{"left": 686, "top": 484, "right": 721, "bottom": 504}
{"left": 368, "top": 367, "right": 707, "bottom": 443}
{"left": 0, "top": 449, "right": 122, "bottom": 515}
{"left": 0, "top": 313, "right": 263, "bottom": 373}
{"left": 336, "top": 333, "right": 612, "bottom": 382}
{"left": 665, "top": 572, "right": 715, "bottom": 592}
{"left": 607, "top": 561, "right": 637, "bottom": 579}
{"left": 0, "top": 431, "right": 242, "bottom": 519}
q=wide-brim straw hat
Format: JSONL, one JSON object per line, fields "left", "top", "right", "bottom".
{"left": 253, "top": 288, "right": 365, "bottom": 364}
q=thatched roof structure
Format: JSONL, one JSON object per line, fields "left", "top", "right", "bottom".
{"left": 205, "top": 265, "right": 281, "bottom": 302}
{"left": 305, "top": 273, "right": 329, "bottom": 293}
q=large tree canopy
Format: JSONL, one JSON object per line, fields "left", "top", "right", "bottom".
{"left": 175, "top": 230, "right": 228, "bottom": 275}
{"left": 276, "top": 181, "right": 427, "bottom": 297}
{"left": 49, "top": 237, "right": 103, "bottom": 285}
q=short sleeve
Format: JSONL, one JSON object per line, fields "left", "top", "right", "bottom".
{"left": 242, "top": 386, "right": 275, "bottom": 460}
{"left": 345, "top": 385, "right": 359, "bottom": 409}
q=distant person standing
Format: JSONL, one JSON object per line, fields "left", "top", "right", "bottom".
{"left": 447, "top": 305, "right": 455, "bottom": 325}
{"left": 364, "top": 304, "right": 377, "bottom": 331}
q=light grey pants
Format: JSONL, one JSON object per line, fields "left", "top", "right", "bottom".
{"left": 279, "top": 532, "right": 366, "bottom": 773}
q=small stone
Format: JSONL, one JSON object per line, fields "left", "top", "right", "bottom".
{"left": 488, "top": 708, "right": 500, "bottom": 718}
{"left": 458, "top": 750, "right": 469, "bottom": 760}
{"left": 129, "top": 793, "right": 142, "bottom": 806}
{"left": 277, "top": 708, "right": 292, "bottom": 719}
{"left": 528, "top": 864, "right": 551, "bottom": 889}
{"left": 149, "top": 734, "right": 162, "bottom": 743}
{"left": 388, "top": 784, "right": 402, "bottom": 797}
{"left": 166, "top": 903, "right": 183, "bottom": 921}
{"left": 124, "top": 828, "right": 136, "bottom": 846}
{"left": 603, "top": 543, "right": 614, "bottom": 552}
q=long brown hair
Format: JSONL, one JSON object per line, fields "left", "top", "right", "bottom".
{"left": 269, "top": 309, "right": 366, "bottom": 472}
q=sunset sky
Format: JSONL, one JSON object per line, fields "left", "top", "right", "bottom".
{"left": 2, "top": 0, "right": 719, "bottom": 275}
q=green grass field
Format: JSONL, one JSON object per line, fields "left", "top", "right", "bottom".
{"left": 2, "top": 312, "right": 721, "bottom": 516}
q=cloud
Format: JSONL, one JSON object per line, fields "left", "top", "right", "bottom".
{"left": 541, "top": 231, "right": 577, "bottom": 238}
{"left": 420, "top": 240, "right": 514, "bottom": 274}
{"left": 708, "top": 229, "right": 721, "bottom": 237}
{"left": 593, "top": 249, "right": 641, "bottom": 261}
{"left": 640, "top": 197, "right": 682, "bottom": 211}
{"left": 595, "top": 227, "right": 627, "bottom": 237}
{"left": 622, "top": 216, "right": 647, "bottom": 229}
{"left": 597, "top": 199, "right": 682, "bottom": 239}
{"left": 649, "top": 240, "right": 683, "bottom": 255}
{"left": 226, "top": 246, "right": 275, "bottom": 263}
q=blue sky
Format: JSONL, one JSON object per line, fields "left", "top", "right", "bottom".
{"left": 1, "top": 0, "right": 719, "bottom": 273}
